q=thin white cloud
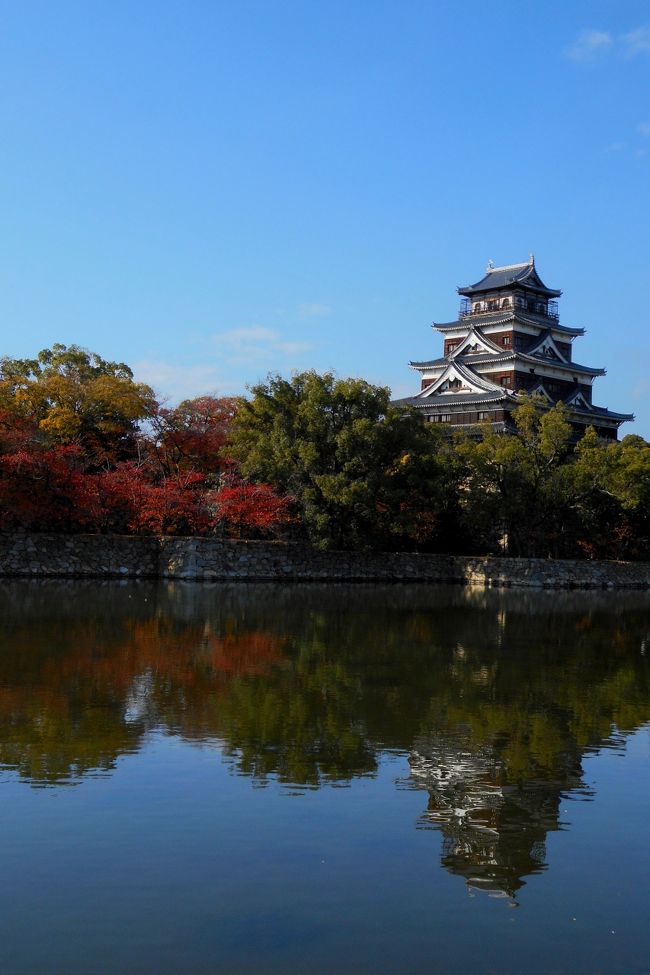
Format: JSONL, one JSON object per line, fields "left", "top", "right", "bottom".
{"left": 211, "top": 326, "right": 277, "bottom": 358}
{"left": 621, "top": 26, "right": 650, "bottom": 56}
{"left": 298, "top": 302, "right": 331, "bottom": 318}
{"left": 637, "top": 122, "right": 650, "bottom": 137}
{"left": 606, "top": 142, "right": 626, "bottom": 152}
{"left": 134, "top": 326, "right": 316, "bottom": 403}
{"left": 133, "top": 360, "right": 238, "bottom": 402}
{"left": 568, "top": 25, "right": 650, "bottom": 62}
{"left": 210, "top": 325, "right": 314, "bottom": 364}
{"left": 565, "top": 29, "right": 613, "bottom": 62}
{"left": 275, "top": 340, "right": 313, "bottom": 356}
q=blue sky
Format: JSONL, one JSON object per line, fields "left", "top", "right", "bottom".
{"left": 1, "top": 0, "right": 649, "bottom": 435}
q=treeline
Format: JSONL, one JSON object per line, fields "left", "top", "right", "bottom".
{"left": 1, "top": 344, "right": 649, "bottom": 559}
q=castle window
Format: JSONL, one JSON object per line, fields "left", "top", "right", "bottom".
{"left": 502, "top": 335, "right": 511, "bottom": 347}
{"left": 501, "top": 376, "right": 512, "bottom": 387}
{"left": 478, "top": 411, "right": 490, "bottom": 420}
{"left": 502, "top": 298, "right": 511, "bottom": 309}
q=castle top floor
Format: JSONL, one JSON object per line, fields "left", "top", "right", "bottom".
{"left": 457, "top": 256, "right": 562, "bottom": 322}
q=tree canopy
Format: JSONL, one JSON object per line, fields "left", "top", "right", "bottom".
{"left": 228, "top": 370, "right": 459, "bottom": 549}
{"left": 0, "top": 344, "right": 156, "bottom": 464}
{"left": 0, "top": 347, "right": 648, "bottom": 558}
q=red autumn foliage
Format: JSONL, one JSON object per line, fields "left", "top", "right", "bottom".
{"left": 151, "top": 396, "right": 240, "bottom": 477}
{"left": 0, "top": 379, "right": 292, "bottom": 538}
{"left": 210, "top": 483, "right": 295, "bottom": 537}
{"left": 0, "top": 445, "right": 99, "bottom": 531}
{"left": 208, "top": 631, "right": 286, "bottom": 676}
{"left": 98, "top": 464, "right": 211, "bottom": 535}
{"left": 0, "top": 445, "right": 293, "bottom": 538}
{"left": 0, "top": 409, "right": 40, "bottom": 454}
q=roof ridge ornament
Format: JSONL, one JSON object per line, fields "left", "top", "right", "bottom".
{"left": 486, "top": 259, "right": 495, "bottom": 271}
{"left": 485, "top": 260, "right": 530, "bottom": 273}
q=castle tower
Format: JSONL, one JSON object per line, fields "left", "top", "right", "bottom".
{"left": 395, "top": 257, "right": 633, "bottom": 439}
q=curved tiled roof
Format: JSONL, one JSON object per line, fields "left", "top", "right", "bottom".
{"left": 433, "top": 311, "right": 584, "bottom": 336}
{"left": 409, "top": 356, "right": 448, "bottom": 369}
{"left": 392, "top": 391, "right": 633, "bottom": 422}
{"left": 458, "top": 258, "right": 562, "bottom": 298}
{"left": 569, "top": 403, "right": 634, "bottom": 422}
{"left": 393, "top": 390, "right": 510, "bottom": 408}
{"left": 411, "top": 350, "right": 605, "bottom": 376}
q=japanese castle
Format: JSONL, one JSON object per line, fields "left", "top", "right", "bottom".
{"left": 396, "top": 257, "right": 633, "bottom": 439}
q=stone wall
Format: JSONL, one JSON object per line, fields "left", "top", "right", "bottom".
{"left": 0, "top": 533, "right": 159, "bottom": 579}
{"left": 1, "top": 533, "right": 650, "bottom": 589}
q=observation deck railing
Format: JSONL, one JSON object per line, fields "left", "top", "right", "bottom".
{"left": 459, "top": 298, "right": 559, "bottom": 322}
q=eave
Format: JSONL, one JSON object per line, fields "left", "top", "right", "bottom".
{"left": 432, "top": 311, "right": 584, "bottom": 337}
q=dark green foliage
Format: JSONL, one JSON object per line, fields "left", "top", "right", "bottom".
{"left": 228, "top": 370, "right": 460, "bottom": 550}
{"left": 457, "top": 397, "right": 650, "bottom": 559}
{"left": 458, "top": 397, "right": 574, "bottom": 557}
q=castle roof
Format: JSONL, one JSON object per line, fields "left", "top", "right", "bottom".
{"left": 409, "top": 351, "right": 605, "bottom": 376}
{"left": 433, "top": 311, "right": 583, "bottom": 336}
{"left": 458, "top": 257, "right": 562, "bottom": 298}
{"left": 393, "top": 389, "right": 633, "bottom": 422}
{"left": 393, "top": 390, "right": 510, "bottom": 409}
{"left": 568, "top": 402, "right": 634, "bottom": 422}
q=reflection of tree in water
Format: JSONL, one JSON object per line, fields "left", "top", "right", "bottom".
{"left": 0, "top": 583, "right": 386, "bottom": 786}
{"left": 0, "top": 598, "right": 294, "bottom": 785}
{"left": 0, "top": 582, "right": 649, "bottom": 901}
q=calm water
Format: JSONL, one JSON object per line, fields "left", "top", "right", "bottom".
{"left": 1, "top": 582, "right": 649, "bottom": 975}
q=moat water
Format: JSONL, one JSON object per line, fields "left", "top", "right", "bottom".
{"left": 1, "top": 581, "right": 649, "bottom": 974}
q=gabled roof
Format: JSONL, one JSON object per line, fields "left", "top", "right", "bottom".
{"left": 528, "top": 381, "right": 554, "bottom": 403}
{"left": 527, "top": 329, "right": 568, "bottom": 363}
{"left": 458, "top": 257, "right": 562, "bottom": 298}
{"left": 449, "top": 326, "right": 504, "bottom": 359}
{"left": 433, "top": 311, "right": 584, "bottom": 336}
{"left": 528, "top": 384, "right": 633, "bottom": 422}
{"left": 416, "top": 359, "right": 503, "bottom": 398}
{"left": 564, "top": 388, "right": 591, "bottom": 410}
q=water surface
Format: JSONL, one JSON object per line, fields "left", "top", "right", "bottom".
{"left": 1, "top": 581, "right": 649, "bottom": 974}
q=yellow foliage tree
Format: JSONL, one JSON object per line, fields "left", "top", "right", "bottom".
{"left": 0, "top": 344, "right": 156, "bottom": 464}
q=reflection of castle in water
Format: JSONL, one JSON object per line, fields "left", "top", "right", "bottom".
{"left": 409, "top": 731, "right": 590, "bottom": 901}
{"left": 2, "top": 578, "right": 650, "bottom": 907}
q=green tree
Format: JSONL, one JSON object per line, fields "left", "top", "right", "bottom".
{"left": 460, "top": 396, "right": 573, "bottom": 556}
{"left": 567, "top": 431, "right": 650, "bottom": 560}
{"left": 228, "top": 370, "right": 456, "bottom": 550}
